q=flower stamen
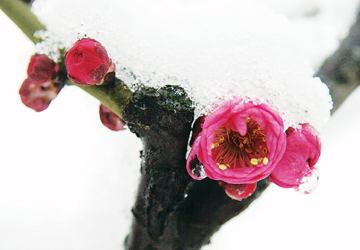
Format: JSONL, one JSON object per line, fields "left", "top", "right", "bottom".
{"left": 212, "top": 117, "right": 269, "bottom": 169}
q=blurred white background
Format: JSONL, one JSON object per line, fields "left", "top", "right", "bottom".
{"left": 1, "top": 4, "right": 360, "bottom": 250}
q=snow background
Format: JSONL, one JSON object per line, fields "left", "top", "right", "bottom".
{"left": 1, "top": 1, "right": 360, "bottom": 249}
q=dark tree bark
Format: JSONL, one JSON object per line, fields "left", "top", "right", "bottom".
{"left": 316, "top": 10, "right": 360, "bottom": 112}
{"left": 123, "top": 85, "right": 194, "bottom": 249}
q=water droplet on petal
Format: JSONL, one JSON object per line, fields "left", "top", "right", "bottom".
{"left": 295, "top": 168, "right": 319, "bottom": 194}
{"left": 190, "top": 156, "right": 206, "bottom": 179}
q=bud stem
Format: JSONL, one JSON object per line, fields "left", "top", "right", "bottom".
{"left": 0, "top": 0, "right": 44, "bottom": 44}
{"left": 74, "top": 78, "right": 132, "bottom": 118}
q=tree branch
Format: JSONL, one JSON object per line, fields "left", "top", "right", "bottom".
{"left": 0, "top": 1, "right": 133, "bottom": 118}
{"left": 316, "top": 10, "right": 360, "bottom": 112}
{"left": 0, "top": 0, "right": 44, "bottom": 44}
{"left": 122, "top": 85, "right": 194, "bottom": 249}
{"left": 75, "top": 79, "right": 132, "bottom": 118}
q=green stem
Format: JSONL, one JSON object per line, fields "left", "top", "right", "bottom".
{"left": 73, "top": 80, "right": 132, "bottom": 118}
{"left": 0, "top": 0, "right": 44, "bottom": 43}
{"left": 0, "top": 0, "right": 133, "bottom": 117}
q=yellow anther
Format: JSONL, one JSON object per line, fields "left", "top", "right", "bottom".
{"left": 211, "top": 143, "right": 219, "bottom": 149}
{"left": 246, "top": 117, "right": 250, "bottom": 123}
{"left": 219, "top": 137, "right": 225, "bottom": 142}
{"left": 218, "top": 164, "right": 229, "bottom": 170}
{"left": 263, "top": 157, "right": 268, "bottom": 165}
{"left": 250, "top": 158, "right": 259, "bottom": 165}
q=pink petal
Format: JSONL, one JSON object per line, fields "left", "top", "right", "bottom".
{"left": 269, "top": 124, "right": 321, "bottom": 189}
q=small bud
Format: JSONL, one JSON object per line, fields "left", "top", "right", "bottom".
{"left": 65, "top": 38, "right": 114, "bottom": 86}
{"left": 19, "top": 54, "right": 63, "bottom": 112}
{"left": 19, "top": 78, "right": 63, "bottom": 112}
{"left": 99, "top": 104, "right": 126, "bottom": 131}
{"left": 219, "top": 181, "right": 257, "bottom": 201}
{"left": 27, "top": 54, "right": 59, "bottom": 83}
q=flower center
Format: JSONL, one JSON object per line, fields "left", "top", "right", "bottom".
{"left": 211, "top": 117, "right": 269, "bottom": 170}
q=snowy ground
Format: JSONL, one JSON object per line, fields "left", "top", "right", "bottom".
{"left": 1, "top": 4, "right": 360, "bottom": 250}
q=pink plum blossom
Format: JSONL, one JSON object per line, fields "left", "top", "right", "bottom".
{"left": 269, "top": 124, "right": 321, "bottom": 189}
{"left": 186, "top": 98, "right": 287, "bottom": 184}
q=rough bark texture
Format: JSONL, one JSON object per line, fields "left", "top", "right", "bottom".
{"left": 169, "top": 178, "right": 269, "bottom": 249}
{"left": 122, "top": 85, "right": 270, "bottom": 250}
{"left": 122, "top": 85, "right": 194, "bottom": 249}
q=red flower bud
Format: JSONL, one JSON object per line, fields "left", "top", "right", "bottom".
{"left": 19, "top": 54, "right": 63, "bottom": 112}
{"left": 99, "top": 104, "right": 126, "bottom": 131}
{"left": 65, "top": 38, "right": 114, "bottom": 86}
{"left": 19, "top": 78, "right": 63, "bottom": 112}
{"left": 219, "top": 181, "right": 257, "bottom": 201}
{"left": 27, "top": 54, "right": 59, "bottom": 83}
{"left": 269, "top": 124, "right": 321, "bottom": 192}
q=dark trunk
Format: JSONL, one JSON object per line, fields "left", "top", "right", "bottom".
{"left": 122, "top": 85, "right": 269, "bottom": 249}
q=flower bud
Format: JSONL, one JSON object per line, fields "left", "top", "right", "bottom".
{"left": 269, "top": 124, "right": 321, "bottom": 191}
{"left": 219, "top": 181, "right": 257, "bottom": 201}
{"left": 65, "top": 38, "right": 114, "bottom": 86}
{"left": 99, "top": 104, "right": 126, "bottom": 131}
{"left": 19, "top": 54, "right": 63, "bottom": 112}
{"left": 19, "top": 78, "right": 63, "bottom": 112}
{"left": 27, "top": 54, "right": 59, "bottom": 83}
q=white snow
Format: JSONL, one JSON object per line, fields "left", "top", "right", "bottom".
{"left": 1, "top": 0, "right": 360, "bottom": 249}
{"left": 30, "top": 0, "right": 341, "bottom": 133}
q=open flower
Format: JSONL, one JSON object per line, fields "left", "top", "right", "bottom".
{"left": 65, "top": 38, "right": 115, "bottom": 86}
{"left": 187, "top": 98, "right": 286, "bottom": 184}
{"left": 269, "top": 124, "right": 321, "bottom": 190}
{"left": 99, "top": 104, "right": 126, "bottom": 131}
